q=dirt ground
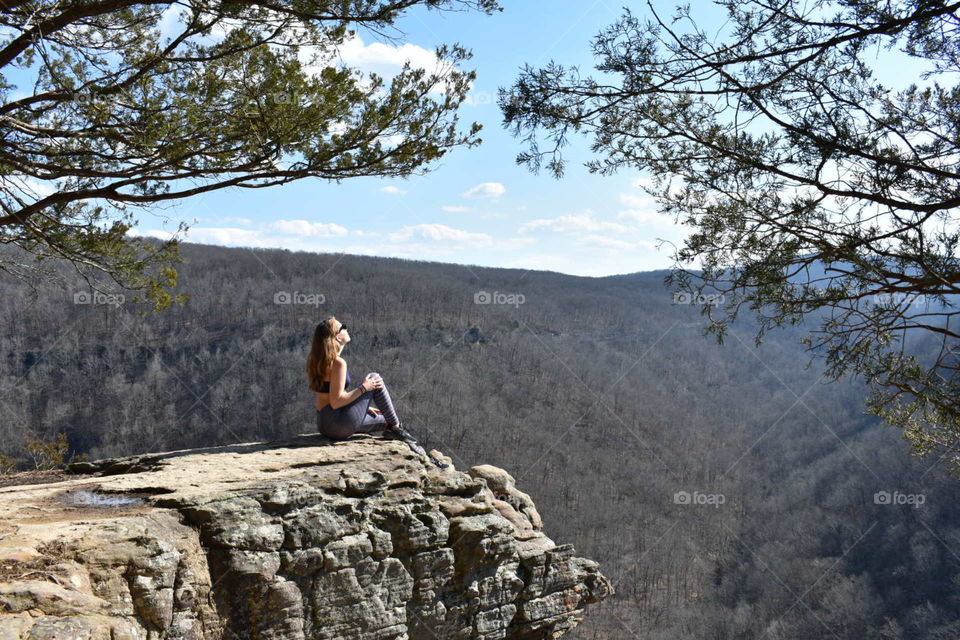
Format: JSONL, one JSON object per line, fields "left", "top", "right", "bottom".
{"left": 0, "top": 470, "right": 74, "bottom": 488}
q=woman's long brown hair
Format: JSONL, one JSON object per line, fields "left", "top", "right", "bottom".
{"left": 306, "top": 317, "right": 341, "bottom": 392}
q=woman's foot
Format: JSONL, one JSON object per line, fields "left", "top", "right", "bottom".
{"left": 384, "top": 422, "right": 417, "bottom": 444}
{"left": 384, "top": 424, "right": 449, "bottom": 469}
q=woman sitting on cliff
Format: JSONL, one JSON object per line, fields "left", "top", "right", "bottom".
{"left": 307, "top": 317, "right": 448, "bottom": 468}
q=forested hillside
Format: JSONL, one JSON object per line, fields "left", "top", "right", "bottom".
{"left": 1, "top": 241, "right": 958, "bottom": 639}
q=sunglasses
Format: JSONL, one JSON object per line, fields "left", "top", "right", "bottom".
{"left": 337, "top": 324, "right": 348, "bottom": 334}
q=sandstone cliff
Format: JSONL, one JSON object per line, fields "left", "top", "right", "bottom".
{"left": 0, "top": 434, "right": 612, "bottom": 639}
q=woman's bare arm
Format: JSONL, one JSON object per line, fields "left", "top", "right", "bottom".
{"left": 329, "top": 358, "right": 365, "bottom": 409}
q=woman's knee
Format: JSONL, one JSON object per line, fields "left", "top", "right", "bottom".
{"left": 367, "top": 373, "right": 390, "bottom": 391}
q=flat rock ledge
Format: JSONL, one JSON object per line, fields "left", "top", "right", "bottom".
{"left": 0, "top": 434, "right": 612, "bottom": 639}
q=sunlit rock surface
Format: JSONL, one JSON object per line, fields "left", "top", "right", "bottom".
{"left": 0, "top": 434, "right": 612, "bottom": 639}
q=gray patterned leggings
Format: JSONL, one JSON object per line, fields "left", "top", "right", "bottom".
{"left": 316, "top": 371, "right": 400, "bottom": 440}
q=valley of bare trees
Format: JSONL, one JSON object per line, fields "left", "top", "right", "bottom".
{"left": 1, "top": 241, "right": 958, "bottom": 639}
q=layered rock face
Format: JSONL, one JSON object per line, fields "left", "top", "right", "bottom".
{"left": 0, "top": 434, "right": 612, "bottom": 639}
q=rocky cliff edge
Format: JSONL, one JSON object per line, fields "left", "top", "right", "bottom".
{"left": 0, "top": 433, "right": 612, "bottom": 640}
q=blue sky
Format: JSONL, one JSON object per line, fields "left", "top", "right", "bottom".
{"left": 130, "top": 1, "right": 699, "bottom": 277}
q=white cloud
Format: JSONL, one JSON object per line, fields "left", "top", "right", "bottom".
{"left": 441, "top": 205, "right": 471, "bottom": 213}
{"left": 136, "top": 219, "right": 348, "bottom": 247}
{"left": 268, "top": 219, "right": 349, "bottom": 237}
{"left": 612, "top": 180, "right": 700, "bottom": 260}
{"left": 129, "top": 223, "right": 350, "bottom": 252}
{"left": 127, "top": 228, "right": 176, "bottom": 241}
{"left": 461, "top": 182, "right": 505, "bottom": 199}
{"left": 615, "top": 188, "right": 683, "bottom": 228}
{"left": 5, "top": 177, "right": 58, "bottom": 200}
{"left": 182, "top": 227, "right": 264, "bottom": 245}
{"left": 519, "top": 210, "right": 633, "bottom": 234}
{"left": 617, "top": 209, "right": 677, "bottom": 227}
{"left": 158, "top": 4, "right": 189, "bottom": 40}
{"left": 220, "top": 216, "right": 253, "bottom": 226}
{"left": 328, "top": 121, "right": 350, "bottom": 136}
{"left": 379, "top": 185, "right": 408, "bottom": 195}
{"left": 498, "top": 237, "right": 538, "bottom": 249}
{"left": 376, "top": 133, "right": 407, "bottom": 147}
{"left": 298, "top": 33, "right": 457, "bottom": 97}
{"left": 25, "top": 179, "right": 57, "bottom": 198}
{"left": 389, "top": 223, "right": 492, "bottom": 247}
{"left": 630, "top": 176, "right": 657, "bottom": 191}
{"left": 619, "top": 192, "right": 657, "bottom": 209}
{"left": 159, "top": 4, "right": 235, "bottom": 43}
{"left": 580, "top": 235, "right": 636, "bottom": 250}
{"left": 337, "top": 34, "right": 447, "bottom": 74}
{"left": 579, "top": 235, "right": 660, "bottom": 251}
{"left": 134, "top": 220, "right": 497, "bottom": 255}
{"left": 372, "top": 235, "right": 532, "bottom": 261}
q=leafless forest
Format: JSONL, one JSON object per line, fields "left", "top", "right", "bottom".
{"left": 1, "top": 241, "right": 957, "bottom": 639}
